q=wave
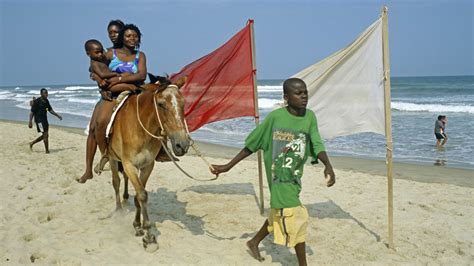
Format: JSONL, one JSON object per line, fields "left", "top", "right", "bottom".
{"left": 392, "top": 102, "right": 474, "bottom": 114}
{"left": 0, "top": 93, "right": 15, "bottom": 100}
{"left": 26, "top": 90, "right": 60, "bottom": 95}
{"left": 257, "top": 85, "right": 282, "bottom": 92}
{"left": 67, "top": 98, "right": 98, "bottom": 104}
{"left": 258, "top": 98, "right": 282, "bottom": 109}
{"left": 198, "top": 125, "right": 247, "bottom": 136}
{"left": 14, "top": 102, "right": 93, "bottom": 118}
{"left": 64, "top": 86, "right": 98, "bottom": 91}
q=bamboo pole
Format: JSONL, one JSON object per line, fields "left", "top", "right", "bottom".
{"left": 248, "top": 19, "right": 265, "bottom": 214}
{"left": 381, "top": 6, "right": 394, "bottom": 249}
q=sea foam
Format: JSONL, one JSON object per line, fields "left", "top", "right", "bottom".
{"left": 392, "top": 102, "right": 474, "bottom": 114}
{"left": 64, "top": 86, "right": 98, "bottom": 91}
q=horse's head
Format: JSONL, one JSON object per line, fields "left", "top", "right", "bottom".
{"left": 147, "top": 74, "right": 189, "bottom": 156}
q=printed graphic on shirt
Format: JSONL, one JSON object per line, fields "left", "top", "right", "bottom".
{"left": 271, "top": 131, "right": 307, "bottom": 186}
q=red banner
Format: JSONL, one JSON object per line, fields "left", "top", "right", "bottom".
{"left": 171, "top": 21, "right": 256, "bottom": 132}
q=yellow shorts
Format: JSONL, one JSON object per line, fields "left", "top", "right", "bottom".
{"left": 267, "top": 205, "right": 309, "bottom": 248}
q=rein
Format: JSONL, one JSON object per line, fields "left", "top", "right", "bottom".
{"left": 136, "top": 86, "right": 217, "bottom": 182}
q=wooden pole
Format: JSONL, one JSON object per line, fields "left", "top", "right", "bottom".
{"left": 248, "top": 19, "right": 265, "bottom": 214}
{"left": 381, "top": 6, "right": 394, "bottom": 249}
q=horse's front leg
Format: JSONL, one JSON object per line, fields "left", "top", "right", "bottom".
{"left": 122, "top": 161, "right": 158, "bottom": 252}
{"left": 122, "top": 162, "right": 142, "bottom": 236}
{"left": 133, "top": 195, "right": 143, "bottom": 236}
{"left": 138, "top": 162, "right": 156, "bottom": 251}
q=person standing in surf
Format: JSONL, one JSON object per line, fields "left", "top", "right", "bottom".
{"left": 434, "top": 115, "right": 448, "bottom": 147}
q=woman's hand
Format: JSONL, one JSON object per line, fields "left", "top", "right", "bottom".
{"left": 107, "top": 76, "right": 122, "bottom": 89}
{"left": 98, "top": 79, "right": 108, "bottom": 88}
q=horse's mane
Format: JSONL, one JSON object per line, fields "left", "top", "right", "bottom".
{"left": 148, "top": 73, "right": 172, "bottom": 92}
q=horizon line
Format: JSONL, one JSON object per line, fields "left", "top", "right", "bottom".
{"left": 1, "top": 74, "right": 473, "bottom": 88}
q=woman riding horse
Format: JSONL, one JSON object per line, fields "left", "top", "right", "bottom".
{"left": 77, "top": 23, "right": 147, "bottom": 183}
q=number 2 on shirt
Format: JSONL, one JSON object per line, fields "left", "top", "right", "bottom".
{"left": 283, "top": 157, "right": 293, "bottom": 168}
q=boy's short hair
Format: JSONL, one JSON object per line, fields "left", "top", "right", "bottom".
{"left": 283, "top": 78, "right": 306, "bottom": 94}
{"left": 437, "top": 115, "right": 443, "bottom": 120}
{"left": 108, "top": 19, "right": 125, "bottom": 30}
{"left": 84, "top": 39, "right": 103, "bottom": 52}
{"left": 40, "top": 88, "right": 48, "bottom": 94}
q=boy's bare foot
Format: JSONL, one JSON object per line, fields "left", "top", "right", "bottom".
{"left": 246, "top": 240, "right": 264, "bottom": 262}
{"left": 76, "top": 173, "right": 93, "bottom": 183}
{"left": 45, "top": 150, "right": 50, "bottom": 154}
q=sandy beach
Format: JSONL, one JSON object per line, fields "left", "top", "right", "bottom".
{"left": 0, "top": 120, "right": 472, "bottom": 264}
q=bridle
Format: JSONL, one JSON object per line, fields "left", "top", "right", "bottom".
{"left": 136, "top": 84, "right": 217, "bottom": 181}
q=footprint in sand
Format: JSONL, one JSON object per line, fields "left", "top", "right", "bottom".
{"left": 44, "top": 200, "right": 62, "bottom": 207}
{"left": 62, "top": 186, "right": 78, "bottom": 195}
{"left": 37, "top": 212, "right": 56, "bottom": 223}
{"left": 58, "top": 179, "right": 72, "bottom": 188}
{"left": 29, "top": 253, "right": 46, "bottom": 263}
{"left": 22, "top": 233, "right": 39, "bottom": 242}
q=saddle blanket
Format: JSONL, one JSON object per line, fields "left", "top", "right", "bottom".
{"left": 106, "top": 91, "right": 131, "bottom": 139}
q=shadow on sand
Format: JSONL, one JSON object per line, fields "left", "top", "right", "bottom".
{"left": 121, "top": 184, "right": 256, "bottom": 241}
{"left": 183, "top": 182, "right": 260, "bottom": 211}
{"left": 305, "top": 200, "right": 381, "bottom": 242}
{"left": 147, "top": 187, "right": 206, "bottom": 236}
{"left": 120, "top": 183, "right": 379, "bottom": 264}
{"left": 247, "top": 200, "right": 380, "bottom": 265}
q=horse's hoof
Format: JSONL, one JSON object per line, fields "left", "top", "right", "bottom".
{"left": 144, "top": 242, "right": 159, "bottom": 253}
{"left": 135, "top": 228, "right": 144, "bottom": 237}
{"left": 143, "top": 235, "right": 158, "bottom": 252}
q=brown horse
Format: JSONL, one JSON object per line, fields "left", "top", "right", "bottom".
{"left": 104, "top": 75, "right": 189, "bottom": 252}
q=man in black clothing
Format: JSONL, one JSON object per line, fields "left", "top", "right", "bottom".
{"left": 28, "top": 88, "right": 62, "bottom": 153}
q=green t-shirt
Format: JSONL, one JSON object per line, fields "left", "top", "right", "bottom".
{"left": 245, "top": 107, "right": 326, "bottom": 208}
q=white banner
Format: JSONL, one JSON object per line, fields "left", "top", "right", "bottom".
{"left": 293, "top": 18, "right": 385, "bottom": 139}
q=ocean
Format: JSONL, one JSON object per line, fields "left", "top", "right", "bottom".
{"left": 1, "top": 76, "right": 473, "bottom": 169}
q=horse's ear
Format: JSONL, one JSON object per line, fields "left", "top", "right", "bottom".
{"left": 175, "top": 76, "right": 188, "bottom": 89}
{"left": 148, "top": 73, "right": 159, "bottom": 84}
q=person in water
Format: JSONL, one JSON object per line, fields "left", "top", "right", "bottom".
{"left": 434, "top": 115, "right": 448, "bottom": 147}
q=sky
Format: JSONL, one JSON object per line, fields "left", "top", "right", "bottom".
{"left": 0, "top": 0, "right": 473, "bottom": 86}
